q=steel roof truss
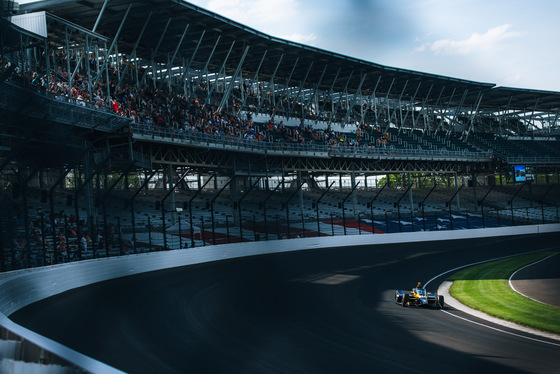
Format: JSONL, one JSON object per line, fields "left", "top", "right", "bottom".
{"left": 391, "top": 80, "right": 408, "bottom": 132}
{"left": 218, "top": 45, "right": 250, "bottom": 112}
{"left": 416, "top": 83, "right": 433, "bottom": 132}
{"left": 525, "top": 98, "right": 540, "bottom": 133}
{"left": 190, "top": 31, "right": 212, "bottom": 88}
{"left": 498, "top": 96, "right": 513, "bottom": 136}
{"left": 287, "top": 61, "right": 313, "bottom": 119}
{"left": 255, "top": 53, "right": 283, "bottom": 116}
{"left": 318, "top": 66, "right": 341, "bottom": 118}
{"left": 159, "top": 23, "right": 190, "bottom": 90}
{"left": 448, "top": 88, "right": 468, "bottom": 136}
{"left": 138, "top": 17, "right": 172, "bottom": 89}
{"left": 207, "top": 40, "right": 235, "bottom": 104}
{"left": 402, "top": 81, "right": 421, "bottom": 129}
{"left": 436, "top": 87, "right": 455, "bottom": 132}
{"left": 383, "top": 77, "right": 395, "bottom": 132}
{"left": 369, "top": 76, "right": 382, "bottom": 128}
{"left": 45, "top": 13, "right": 108, "bottom": 42}
{"left": 345, "top": 73, "right": 367, "bottom": 125}
{"left": 272, "top": 56, "right": 298, "bottom": 118}
{"left": 92, "top": 0, "right": 110, "bottom": 34}
{"left": 92, "top": 2, "right": 132, "bottom": 89}
{"left": 283, "top": 57, "right": 300, "bottom": 104}
{"left": 308, "top": 64, "right": 328, "bottom": 116}
{"left": 239, "top": 50, "right": 267, "bottom": 112}
{"left": 330, "top": 70, "right": 353, "bottom": 125}
{"left": 115, "top": 11, "right": 153, "bottom": 92}
{"left": 465, "top": 91, "right": 484, "bottom": 138}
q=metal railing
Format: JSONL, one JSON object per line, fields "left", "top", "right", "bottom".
{"left": 2, "top": 202, "right": 558, "bottom": 273}
{"left": 0, "top": 80, "right": 131, "bottom": 133}
{"left": 131, "top": 123, "right": 494, "bottom": 161}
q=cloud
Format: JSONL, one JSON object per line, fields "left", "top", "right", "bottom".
{"left": 503, "top": 73, "right": 522, "bottom": 86}
{"left": 416, "top": 24, "right": 523, "bottom": 56}
{"left": 278, "top": 33, "right": 318, "bottom": 44}
{"left": 203, "top": 0, "right": 303, "bottom": 33}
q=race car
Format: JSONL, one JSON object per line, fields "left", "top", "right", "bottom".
{"left": 395, "top": 283, "right": 444, "bottom": 308}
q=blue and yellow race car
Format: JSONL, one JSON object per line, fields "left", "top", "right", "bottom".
{"left": 395, "top": 283, "right": 444, "bottom": 308}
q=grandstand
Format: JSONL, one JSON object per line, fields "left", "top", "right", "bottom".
{"left": 0, "top": 0, "right": 560, "bottom": 368}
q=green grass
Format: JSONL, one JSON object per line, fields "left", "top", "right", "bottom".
{"left": 448, "top": 252, "right": 560, "bottom": 334}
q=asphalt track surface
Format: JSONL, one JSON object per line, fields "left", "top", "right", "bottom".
{"left": 510, "top": 253, "right": 560, "bottom": 308}
{"left": 10, "top": 233, "right": 560, "bottom": 374}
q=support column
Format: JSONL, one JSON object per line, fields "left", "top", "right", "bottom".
{"left": 139, "top": 17, "right": 172, "bottom": 89}
{"left": 188, "top": 31, "right": 209, "bottom": 89}
{"left": 92, "top": 4, "right": 132, "bottom": 89}
{"left": 351, "top": 172, "right": 358, "bottom": 220}
{"left": 208, "top": 40, "right": 236, "bottom": 105}
{"left": 345, "top": 73, "right": 367, "bottom": 124}
{"left": 408, "top": 173, "right": 414, "bottom": 212}
{"left": 231, "top": 175, "right": 239, "bottom": 225}
{"left": 84, "top": 150, "right": 96, "bottom": 228}
{"left": 287, "top": 62, "right": 313, "bottom": 119}
{"left": 297, "top": 171, "right": 304, "bottom": 223}
{"left": 218, "top": 45, "right": 250, "bottom": 112}
{"left": 318, "top": 67, "right": 341, "bottom": 120}
{"left": 454, "top": 172, "right": 460, "bottom": 210}
{"left": 168, "top": 165, "right": 176, "bottom": 224}
{"left": 472, "top": 171, "right": 477, "bottom": 207}
{"left": 116, "top": 12, "right": 153, "bottom": 91}
{"left": 529, "top": 182, "right": 533, "bottom": 208}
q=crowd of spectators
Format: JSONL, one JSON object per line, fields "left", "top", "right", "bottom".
{"left": 2, "top": 52, "right": 389, "bottom": 149}
{"left": 10, "top": 203, "right": 129, "bottom": 268}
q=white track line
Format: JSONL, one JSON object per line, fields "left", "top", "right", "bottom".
{"left": 508, "top": 253, "right": 559, "bottom": 304}
{"left": 424, "top": 248, "right": 560, "bottom": 343}
{"left": 424, "top": 248, "right": 557, "bottom": 288}
{"left": 440, "top": 310, "right": 560, "bottom": 347}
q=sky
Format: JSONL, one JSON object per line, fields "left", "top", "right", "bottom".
{"left": 17, "top": 0, "right": 560, "bottom": 92}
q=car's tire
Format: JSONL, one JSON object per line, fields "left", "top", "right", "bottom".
{"left": 395, "top": 291, "right": 402, "bottom": 303}
{"left": 402, "top": 293, "right": 409, "bottom": 307}
{"left": 438, "top": 295, "right": 445, "bottom": 309}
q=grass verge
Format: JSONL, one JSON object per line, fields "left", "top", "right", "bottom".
{"left": 448, "top": 252, "right": 560, "bottom": 334}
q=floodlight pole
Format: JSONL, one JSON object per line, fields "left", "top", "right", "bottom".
{"left": 236, "top": 177, "right": 261, "bottom": 241}
{"left": 285, "top": 181, "right": 305, "bottom": 239}
{"left": 508, "top": 182, "right": 527, "bottom": 224}
{"left": 49, "top": 167, "right": 72, "bottom": 263}
{"left": 538, "top": 184, "right": 556, "bottom": 224}
{"left": 420, "top": 183, "right": 437, "bottom": 231}
{"left": 478, "top": 184, "right": 495, "bottom": 228}
{"left": 210, "top": 177, "right": 234, "bottom": 245}
{"left": 316, "top": 181, "right": 335, "bottom": 235}
{"left": 188, "top": 175, "right": 215, "bottom": 248}
{"left": 74, "top": 156, "right": 111, "bottom": 259}
{"left": 447, "top": 184, "right": 464, "bottom": 230}
{"left": 341, "top": 181, "right": 360, "bottom": 235}
{"left": 538, "top": 183, "right": 556, "bottom": 205}
{"left": 130, "top": 171, "right": 156, "bottom": 254}
{"left": 101, "top": 163, "right": 135, "bottom": 257}
{"left": 369, "top": 182, "right": 388, "bottom": 233}
{"left": 161, "top": 169, "right": 189, "bottom": 250}
{"left": 262, "top": 178, "right": 284, "bottom": 240}
{"left": 396, "top": 183, "right": 413, "bottom": 232}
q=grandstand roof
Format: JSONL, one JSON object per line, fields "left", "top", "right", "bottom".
{"left": 20, "top": 0, "right": 560, "bottom": 112}
{"left": 478, "top": 87, "right": 560, "bottom": 112}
